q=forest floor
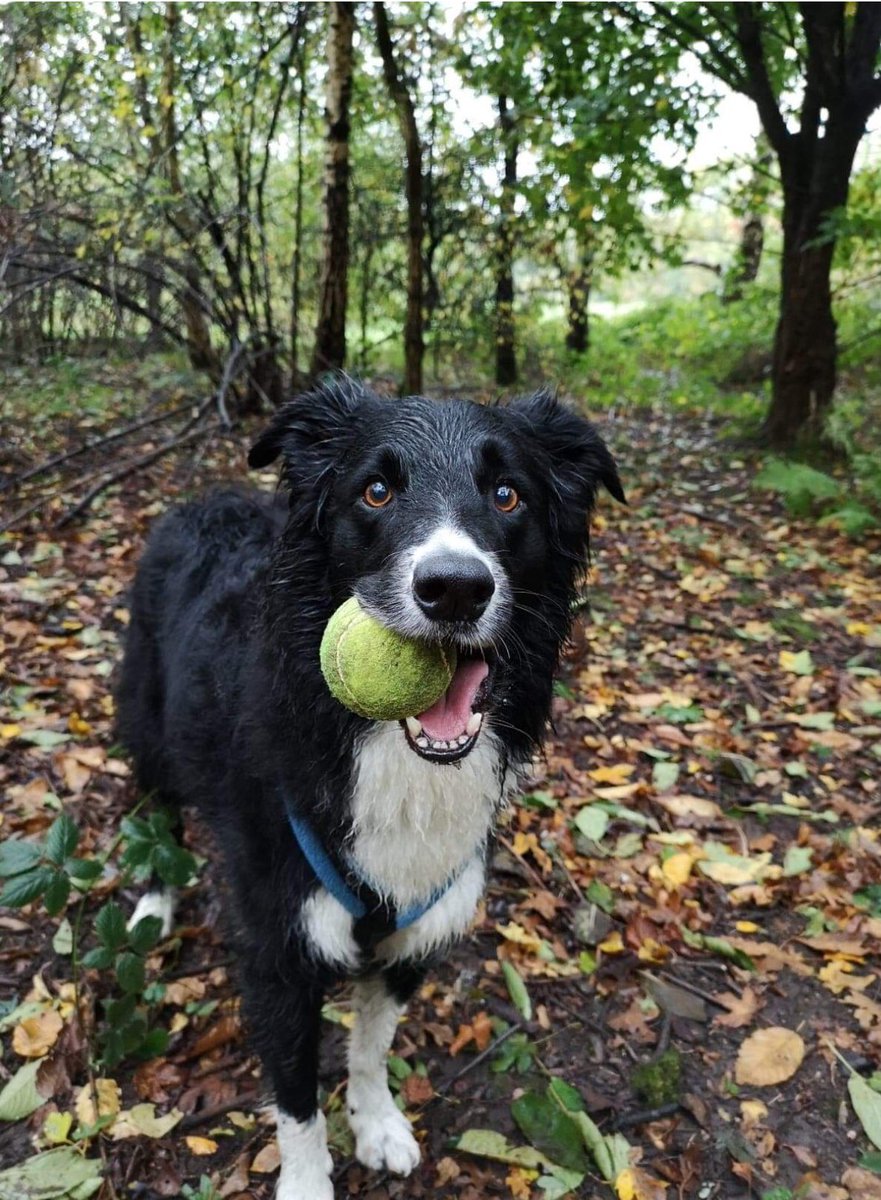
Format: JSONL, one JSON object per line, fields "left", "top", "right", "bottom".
{"left": 2, "top": 370, "right": 881, "bottom": 1200}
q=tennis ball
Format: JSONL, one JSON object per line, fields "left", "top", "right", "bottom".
{"left": 319, "top": 596, "right": 456, "bottom": 721}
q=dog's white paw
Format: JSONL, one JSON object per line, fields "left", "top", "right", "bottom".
{"left": 276, "top": 1166, "right": 334, "bottom": 1200}
{"left": 127, "top": 890, "right": 175, "bottom": 938}
{"left": 274, "top": 1108, "right": 334, "bottom": 1200}
{"left": 349, "top": 1103, "right": 420, "bottom": 1175}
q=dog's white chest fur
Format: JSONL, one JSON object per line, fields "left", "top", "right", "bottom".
{"left": 301, "top": 724, "right": 508, "bottom": 968}
{"left": 349, "top": 723, "right": 505, "bottom": 906}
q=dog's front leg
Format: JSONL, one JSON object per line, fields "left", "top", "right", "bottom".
{"left": 244, "top": 974, "right": 333, "bottom": 1200}
{"left": 346, "top": 971, "right": 422, "bottom": 1176}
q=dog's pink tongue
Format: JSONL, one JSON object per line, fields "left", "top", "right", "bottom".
{"left": 418, "top": 658, "right": 488, "bottom": 741}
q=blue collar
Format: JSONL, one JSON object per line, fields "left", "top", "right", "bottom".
{"left": 287, "top": 811, "right": 457, "bottom": 931}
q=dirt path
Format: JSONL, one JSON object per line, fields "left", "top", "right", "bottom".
{"left": 2, "top": 406, "right": 880, "bottom": 1200}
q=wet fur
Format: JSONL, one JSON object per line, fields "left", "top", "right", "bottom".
{"left": 116, "top": 379, "right": 621, "bottom": 1195}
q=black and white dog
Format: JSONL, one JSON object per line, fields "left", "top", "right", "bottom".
{"left": 117, "top": 379, "right": 622, "bottom": 1199}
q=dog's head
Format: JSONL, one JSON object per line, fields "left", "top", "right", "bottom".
{"left": 250, "top": 378, "right": 623, "bottom": 763}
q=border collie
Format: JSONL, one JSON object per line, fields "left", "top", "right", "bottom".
{"left": 117, "top": 379, "right": 622, "bottom": 1200}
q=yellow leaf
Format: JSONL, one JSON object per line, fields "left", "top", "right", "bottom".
{"left": 185, "top": 1135, "right": 218, "bottom": 1155}
{"left": 637, "top": 938, "right": 669, "bottom": 964}
{"left": 655, "top": 794, "right": 722, "bottom": 820}
{"left": 507, "top": 1166, "right": 539, "bottom": 1198}
{"left": 588, "top": 763, "right": 635, "bottom": 785}
{"left": 740, "top": 1099, "right": 768, "bottom": 1129}
{"left": 661, "top": 852, "right": 693, "bottom": 889}
{"left": 251, "top": 1139, "right": 280, "bottom": 1173}
{"left": 0, "top": 724, "right": 22, "bottom": 739}
{"left": 617, "top": 1169, "right": 637, "bottom": 1200}
{"left": 496, "top": 922, "right": 544, "bottom": 953}
{"left": 735, "top": 921, "right": 760, "bottom": 933}
{"left": 735, "top": 1027, "right": 805, "bottom": 1086}
{"left": 13, "top": 1010, "right": 63, "bottom": 1058}
{"left": 598, "top": 931, "right": 625, "bottom": 955}
{"left": 75, "top": 1078, "right": 121, "bottom": 1127}
{"left": 42, "top": 1111, "right": 73, "bottom": 1144}
{"left": 67, "top": 713, "right": 91, "bottom": 736}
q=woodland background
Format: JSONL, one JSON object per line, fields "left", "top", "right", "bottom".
{"left": 2, "top": 5, "right": 881, "bottom": 1200}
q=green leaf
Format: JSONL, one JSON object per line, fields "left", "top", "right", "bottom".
{"left": 94, "top": 902, "right": 127, "bottom": 950}
{"left": 0, "top": 1060, "right": 43, "bottom": 1121}
{"left": 502, "top": 961, "right": 532, "bottom": 1021}
{"left": 133, "top": 1027, "right": 169, "bottom": 1060}
{"left": 537, "top": 1165, "right": 585, "bottom": 1198}
{"left": 154, "top": 844, "right": 195, "bottom": 887}
{"left": 127, "top": 915, "right": 163, "bottom": 954}
{"left": 45, "top": 814, "right": 79, "bottom": 865}
{"left": 17, "top": 730, "right": 71, "bottom": 749}
{"left": 0, "top": 840, "right": 41, "bottom": 878}
{"left": 456, "top": 1128, "right": 548, "bottom": 1169}
{"left": 782, "top": 846, "right": 813, "bottom": 877}
{"left": 858, "top": 1151, "right": 881, "bottom": 1173}
{"left": 0, "top": 867, "right": 53, "bottom": 908}
{"left": 652, "top": 760, "right": 680, "bottom": 792}
{"left": 66, "top": 859, "right": 102, "bottom": 884}
{"left": 81, "top": 946, "right": 114, "bottom": 971}
{"left": 547, "top": 1078, "right": 585, "bottom": 1114}
{"left": 44, "top": 872, "right": 71, "bottom": 916}
{"left": 585, "top": 879, "right": 615, "bottom": 913}
{"left": 850, "top": 1073, "right": 881, "bottom": 1150}
{"left": 0, "top": 1146, "right": 103, "bottom": 1198}
{"left": 511, "top": 1092, "right": 591, "bottom": 1173}
{"left": 53, "top": 919, "right": 74, "bottom": 956}
{"left": 115, "top": 952, "right": 145, "bottom": 995}
{"left": 573, "top": 806, "right": 609, "bottom": 842}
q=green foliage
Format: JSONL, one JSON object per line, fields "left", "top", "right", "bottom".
{"left": 754, "top": 460, "right": 842, "bottom": 515}
{"left": 0, "top": 808, "right": 192, "bottom": 1068}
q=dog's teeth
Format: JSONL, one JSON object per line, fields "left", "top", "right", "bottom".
{"left": 434, "top": 740, "right": 449, "bottom": 751}
{"left": 416, "top": 736, "right": 429, "bottom": 749}
{"left": 466, "top": 711, "right": 483, "bottom": 736}
{"left": 405, "top": 716, "right": 423, "bottom": 738}
{"left": 457, "top": 734, "right": 470, "bottom": 745}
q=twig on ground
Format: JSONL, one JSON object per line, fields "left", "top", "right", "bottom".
{"left": 2, "top": 402, "right": 194, "bottom": 493}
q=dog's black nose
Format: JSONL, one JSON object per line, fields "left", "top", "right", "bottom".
{"left": 413, "top": 553, "right": 495, "bottom": 623}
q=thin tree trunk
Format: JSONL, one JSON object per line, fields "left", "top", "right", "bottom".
{"left": 374, "top": 1, "right": 424, "bottom": 394}
{"left": 162, "top": 4, "right": 217, "bottom": 376}
{"left": 565, "top": 245, "right": 592, "bottom": 353}
{"left": 290, "top": 15, "right": 308, "bottom": 389}
{"left": 311, "top": 2, "right": 355, "bottom": 378}
{"left": 495, "top": 93, "right": 517, "bottom": 388}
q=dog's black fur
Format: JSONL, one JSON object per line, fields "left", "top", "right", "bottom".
{"left": 117, "top": 379, "right": 621, "bottom": 1161}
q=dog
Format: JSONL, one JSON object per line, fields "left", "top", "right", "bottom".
{"left": 116, "top": 378, "right": 622, "bottom": 1200}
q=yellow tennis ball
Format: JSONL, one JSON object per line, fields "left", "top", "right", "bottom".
{"left": 319, "top": 597, "right": 456, "bottom": 721}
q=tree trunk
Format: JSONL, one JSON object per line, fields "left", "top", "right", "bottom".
{"left": 762, "top": 120, "right": 864, "bottom": 447}
{"left": 565, "top": 259, "right": 592, "bottom": 353}
{"left": 290, "top": 17, "right": 308, "bottom": 390}
{"left": 162, "top": 4, "right": 217, "bottom": 377}
{"left": 374, "top": 1, "right": 424, "bottom": 394}
{"left": 495, "top": 93, "right": 517, "bottom": 388}
{"left": 311, "top": 2, "right": 355, "bottom": 378}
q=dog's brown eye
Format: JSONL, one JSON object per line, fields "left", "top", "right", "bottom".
{"left": 494, "top": 484, "right": 520, "bottom": 513}
{"left": 364, "top": 480, "right": 393, "bottom": 508}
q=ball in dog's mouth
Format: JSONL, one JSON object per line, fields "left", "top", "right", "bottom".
{"left": 401, "top": 653, "right": 492, "bottom": 763}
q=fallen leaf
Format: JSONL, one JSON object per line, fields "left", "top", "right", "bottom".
{"left": 713, "top": 988, "right": 760, "bottom": 1028}
{"left": 110, "top": 1103, "right": 182, "bottom": 1139}
{"left": 75, "top": 1078, "right": 121, "bottom": 1127}
{"left": 735, "top": 1027, "right": 805, "bottom": 1087}
{"left": 185, "top": 1135, "right": 218, "bottom": 1155}
{"left": 251, "top": 1139, "right": 281, "bottom": 1173}
{"left": 12, "top": 1010, "right": 63, "bottom": 1058}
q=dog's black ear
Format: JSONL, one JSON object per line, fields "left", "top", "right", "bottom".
{"left": 509, "top": 389, "right": 625, "bottom": 507}
{"left": 248, "top": 376, "right": 365, "bottom": 471}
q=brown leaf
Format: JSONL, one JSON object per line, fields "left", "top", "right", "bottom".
{"left": 735, "top": 1027, "right": 805, "bottom": 1087}
{"left": 713, "top": 987, "right": 760, "bottom": 1029}
{"left": 251, "top": 1139, "right": 280, "bottom": 1173}
{"left": 841, "top": 1168, "right": 881, "bottom": 1198}
{"left": 133, "top": 1057, "right": 185, "bottom": 1104}
{"left": 184, "top": 1013, "right": 241, "bottom": 1059}
{"left": 400, "top": 1072, "right": 434, "bottom": 1106}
